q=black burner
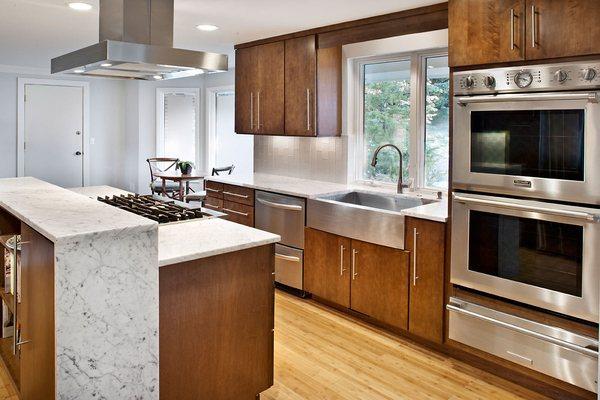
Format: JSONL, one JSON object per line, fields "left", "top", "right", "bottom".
{"left": 98, "top": 194, "right": 206, "bottom": 223}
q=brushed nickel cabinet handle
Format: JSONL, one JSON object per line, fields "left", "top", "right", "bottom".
{"left": 531, "top": 5, "right": 537, "bottom": 48}
{"left": 412, "top": 228, "right": 419, "bottom": 286}
{"left": 205, "top": 187, "right": 221, "bottom": 193}
{"left": 16, "top": 340, "right": 31, "bottom": 347}
{"left": 223, "top": 208, "right": 249, "bottom": 217}
{"left": 510, "top": 8, "right": 515, "bottom": 50}
{"left": 339, "top": 245, "right": 346, "bottom": 276}
{"left": 223, "top": 191, "right": 249, "bottom": 199}
{"left": 250, "top": 92, "right": 254, "bottom": 131}
{"left": 12, "top": 236, "right": 18, "bottom": 355}
{"left": 352, "top": 249, "right": 358, "bottom": 280}
{"left": 204, "top": 203, "right": 220, "bottom": 210}
{"left": 306, "top": 88, "right": 311, "bottom": 131}
{"left": 257, "top": 92, "right": 260, "bottom": 128}
{"left": 275, "top": 254, "right": 301, "bottom": 263}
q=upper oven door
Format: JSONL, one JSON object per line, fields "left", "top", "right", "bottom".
{"left": 453, "top": 91, "right": 600, "bottom": 205}
{"left": 451, "top": 192, "right": 600, "bottom": 322}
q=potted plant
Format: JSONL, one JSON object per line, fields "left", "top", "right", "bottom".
{"left": 176, "top": 161, "right": 194, "bottom": 175}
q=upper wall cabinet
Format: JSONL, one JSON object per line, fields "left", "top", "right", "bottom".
{"left": 449, "top": 0, "right": 525, "bottom": 67}
{"left": 235, "top": 35, "right": 342, "bottom": 137}
{"left": 526, "top": 0, "right": 600, "bottom": 61}
{"left": 235, "top": 42, "right": 285, "bottom": 135}
{"left": 449, "top": 0, "right": 600, "bottom": 67}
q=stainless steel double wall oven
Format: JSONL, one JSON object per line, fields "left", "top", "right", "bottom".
{"left": 449, "top": 61, "right": 600, "bottom": 392}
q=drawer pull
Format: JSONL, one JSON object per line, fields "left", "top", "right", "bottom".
{"left": 223, "top": 191, "right": 249, "bottom": 199}
{"left": 275, "top": 254, "right": 301, "bottom": 263}
{"left": 204, "top": 204, "right": 220, "bottom": 210}
{"left": 206, "top": 188, "right": 221, "bottom": 193}
{"left": 447, "top": 302, "right": 599, "bottom": 358}
{"left": 223, "top": 208, "right": 249, "bottom": 217}
{"left": 506, "top": 350, "right": 533, "bottom": 365}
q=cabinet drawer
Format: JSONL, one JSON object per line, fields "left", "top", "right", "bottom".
{"left": 204, "top": 196, "right": 223, "bottom": 211}
{"left": 223, "top": 184, "right": 254, "bottom": 206}
{"left": 448, "top": 298, "right": 598, "bottom": 393}
{"left": 205, "top": 181, "right": 224, "bottom": 199}
{"left": 223, "top": 201, "right": 254, "bottom": 227}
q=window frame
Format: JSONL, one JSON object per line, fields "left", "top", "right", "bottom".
{"left": 353, "top": 48, "right": 449, "bottom": 193}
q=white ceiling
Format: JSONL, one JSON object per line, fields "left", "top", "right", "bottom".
{"left": 0, "top": 0, "right": 445, "bottom": 71}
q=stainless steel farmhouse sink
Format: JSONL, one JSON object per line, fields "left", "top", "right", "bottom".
{"left": 307, "top": 191, "right": 437, "bottom": 249}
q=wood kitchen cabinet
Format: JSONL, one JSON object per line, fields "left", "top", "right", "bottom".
{"left": 449, "top": 0, "right": 525, "bottom": 67}
{"left": 405, "top": 217, "right": 446, "bottom": 344}
{"left": 349, "top": 240, "right": 409, "bottom": 330}
{"left": 234, "top": 42, "right": 285, "bottom": 135}
{"left": 449, "top": 0, "right": 600, "bottom": 67}
{"left": 304, "top": 228, "right": 351, "bottom": 308}
{"left": 19, "top": 223, "right": 55, "bottom": 400}
{"left": 204, "top": 181, "right": 255, "bottom": 227}
{"left": 525, "top": 0, "right": 600, "bottom": 61}
{"left": 235, "top": 35, "right": 341, "bottom": 137}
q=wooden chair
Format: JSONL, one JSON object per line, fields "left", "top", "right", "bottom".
{"left": 185, "top": 165, "right": 235, "bottom": 204}
{"left": 147, "top": 157, "right": 180, "bottom": 198}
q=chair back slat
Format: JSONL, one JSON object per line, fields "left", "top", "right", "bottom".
{"left": 211, "top": 165, "right": 235, "bottom": 176}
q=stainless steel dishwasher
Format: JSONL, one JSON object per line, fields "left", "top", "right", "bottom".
{"left": 255, "top": 191, "right": 306, "bottom": 291}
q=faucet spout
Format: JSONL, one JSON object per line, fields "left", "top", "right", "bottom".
{"left": 370, "top": 144, "right": 407, "bottom": 194}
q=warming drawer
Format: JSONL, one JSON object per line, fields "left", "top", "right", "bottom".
{"left": 447, "top": 297, "right": 598, "bottom": 392}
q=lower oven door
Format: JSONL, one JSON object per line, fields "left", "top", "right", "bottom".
{"left": 447, "top": 297, "right": 598, "bottom": 392}
{"left": 451, "top": 192, "right": 600, "bottom": 322}
{"left": 274, "top": 244, "right": 303, "bottom": 290}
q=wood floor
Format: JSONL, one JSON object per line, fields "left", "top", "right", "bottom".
{"left": 0, "top": 290, "right": 549, "bottom": 400}
{"left": 261, "top": 290, "right": 549, "bottom": 400}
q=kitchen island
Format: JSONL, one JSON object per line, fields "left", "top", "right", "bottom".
{"left": 0, "top": 178, "right": 279, "bottom": 400}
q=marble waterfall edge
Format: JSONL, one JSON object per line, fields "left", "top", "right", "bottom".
{"left": 54, "top": 228, "right": 159, "bottom": 399}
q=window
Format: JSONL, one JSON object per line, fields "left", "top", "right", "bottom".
{"left": 357, "top": 52, "right": 449, "bottom": 190}
{"left": 156, "top": 88, "right": 200, "bottom": 166}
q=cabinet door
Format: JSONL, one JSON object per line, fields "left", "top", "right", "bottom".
{"left": 235, "top": 46, "right": 257, "bottom": 134}
{"left": 406, "top": 218, "right": 446, "bottom": 344}
{"left": 526, "top": 0, "right": 600, "bottom": 60}
{"left": 449, "top": 0, "right": 525, "bottom": 67}
{"left": 19, "top": 223, "right": 54, "bottom": 400}
{"left": 256, "top": 42, "right": 285, "bottom": 135}
{"left": 285, "top": 35, "right": 316, "bottom": 136}
{"left": 350, "top": 240, "right": 409, "bottom": 330}
{"left": 304, "top": 228, "right": 351, "bottom": 308}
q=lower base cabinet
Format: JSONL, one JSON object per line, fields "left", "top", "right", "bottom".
{"left": 304, "top": 228, "right": 410, "bottom": 330}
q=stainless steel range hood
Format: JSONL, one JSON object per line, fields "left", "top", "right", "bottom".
{"left": 51, "top": 0, "right": 228, "bottom": 80}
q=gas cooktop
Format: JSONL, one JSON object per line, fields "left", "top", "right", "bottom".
{"left": 98, "top": 194, "right": 223, "bottom": 224}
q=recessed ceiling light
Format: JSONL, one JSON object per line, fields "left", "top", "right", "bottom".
{"left": 101, "top": 63, "right": 112, "bottom": 67}
{"left": 73, "top": 68, "right": 85, "bottom": 73}
{"left": 68, "top": 2, "right": 93, "bottom": 11}
{"left": 196, "top": 24, "right": 219, "bottom": 32}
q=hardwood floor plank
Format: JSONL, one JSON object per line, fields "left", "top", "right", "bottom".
{"left": 262, "top": 290, "right": 549, "bottom": 400}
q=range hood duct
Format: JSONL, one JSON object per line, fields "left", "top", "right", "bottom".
{"left": 51, "top": 0, "right": 228, "bottom": 80}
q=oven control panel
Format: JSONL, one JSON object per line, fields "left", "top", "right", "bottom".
{"left": 454, "top": 61, "right": 600, "bottom": 95}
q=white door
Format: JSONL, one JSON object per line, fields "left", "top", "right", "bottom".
{"left": 214, "top": 91, "right": 253, "bottom": 173}
{"left": 24, "top": 84, "right": 84, "bottom": 187}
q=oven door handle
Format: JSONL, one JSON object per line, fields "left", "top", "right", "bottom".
{"left": 453, "top": 194, "right": 600, "bottom": 222}
{"left": 456, "top": 91, "right": 599, "bottom": 106}
{"left": 447, "top": 302, "right": 599, "bottom": 358}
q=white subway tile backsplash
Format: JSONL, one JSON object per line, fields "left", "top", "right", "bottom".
{"left": 254, "top": 136, "right": 348, "bottom": 183}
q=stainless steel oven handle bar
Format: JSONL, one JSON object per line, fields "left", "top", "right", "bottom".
{"left": 453, "top": 194, "right": 600, "bottom": 222}
{"left": 446, "top": 303, "right": 598, "bottom": 358}
{"left": 456, "top": 91, "right": 599, "bottom": 106}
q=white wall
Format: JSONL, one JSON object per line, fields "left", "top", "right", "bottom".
{"left": 0, "top": 71, "right": 128, "bottom": 188}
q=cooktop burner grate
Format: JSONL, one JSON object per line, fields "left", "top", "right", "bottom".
{"left": 98, "top": 194, "right": 207, "bottom": 223}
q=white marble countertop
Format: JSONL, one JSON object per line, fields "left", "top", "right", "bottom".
{"left": 158, "top": 218, "right": 280, "bottom": 267}
{"left": 0, "top": 178, "right": 156, "bottom": 242}
{"left": 206, "top": 173, "right": 448, "bottom": 222}
{"left": 69, "top": 185, "right": 133, "bottom": 198}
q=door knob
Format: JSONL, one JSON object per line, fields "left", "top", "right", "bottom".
{"left": 75, "top": 151, "right": 82, "bottom": 156}
{"left": 75, "top": 130, "right": 81, "bottom": 135}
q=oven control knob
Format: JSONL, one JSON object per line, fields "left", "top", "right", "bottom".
{"left": 554, "top": 69, "right": 568, "bottom": 83}
{"left": 483, "top": 76, "right": 496, "bottom": 88}
{"left": 582, "top": 68, "right": 597, "bottom": 81}
{"left": 464, "top": 76, "right": 475, "bottom": 89}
